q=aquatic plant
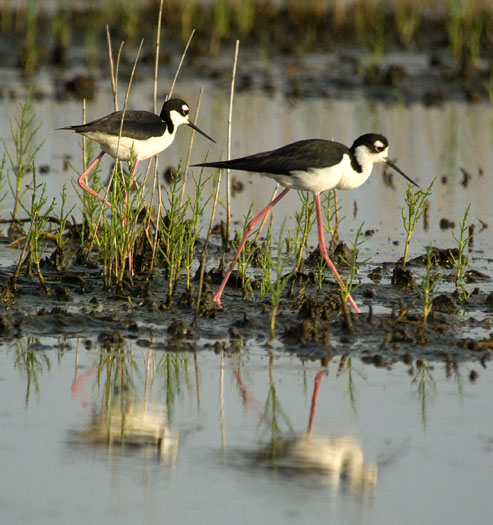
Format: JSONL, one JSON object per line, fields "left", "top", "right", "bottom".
{"left": 0, "top": 153, "right": 7, "bottom": 222}
{"left": 450, "top": 203, "right": 473, "bottom": 301}
{"left": 183, "top": 171, "right": 211, "bottom": 290}
{"left": 418, "top": 245, "right": 441, "bottom": 323}
{"left": 401, "top": 179, "right": 435, "bottom": 265}
{"left": 54, "top": 184, "right": 75, "bottom": 250}
{"left": 323, "top": 189, "right": 342, "bottom": 246}
{"left": 210, "top": 0, "right": 232, "bottom": 55}
{"left": 160, "top": 168, "right": 190, "bottom": 299}
{"left": 395, "top": 0, "right": 422, "bottom": 47}
{"left": 21, "top": 0, "right": 41, "bottom": 75}
{"left": 267, "top": 224, "right": 291, "bottom": 345}
{"left": 3, "top": 89, "right": 44, "bottom": 221}
{"left": 292, "top": 192, "right": 314, "bottom": 273}
{"left": 340, "top": 223, "right": 366, "bottom": 304}
{"left": 235, "top": 204, "right": 256, "bottom": 300}
{"left": 314, "top": 257, "right": 326, "bottom": 292}
{"left": 446, "top": 0, "right": 484, "bottom": 68}
{"left": 258, "top": 230, "right": 274, "bottom": 300}
{"left": 355, "top": 0, "right": 386, "bottom": 68}
{"left": 51, "top": 0, "right": 72, "bottom": 65}
{"left": 18, "top": 164, "right": 55, "bottom": 283}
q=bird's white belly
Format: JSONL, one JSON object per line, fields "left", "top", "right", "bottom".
{"left": 83, "top": 131, "right": 174, "bottom": 161}
{"left": 264, "top": 154, "right": 352, "bottom": 192}
{"left": 266, "top": 154, "right": 374, "bottom": 192}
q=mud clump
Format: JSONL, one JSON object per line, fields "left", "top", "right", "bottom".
{"left": 391, "top": 265, "right": 415, "bottom": 289}
{"left": 167, "top": 320, "right": 195, "bottom": 339}
{"left": 283, "top": 318, "right": 330, "bottom": 345}
{"left": 296, "top": 293, "right": 340, "bottom": 320}
{"left": 433, "top": 294, "right": 458, "bottom": 313}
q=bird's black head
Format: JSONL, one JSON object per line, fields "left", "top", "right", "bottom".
{"left": 160, "top": 98, "right": 190, "bottom": 120}
{"left": 351, "top": 133, "right": 419, "bottom": 188}
{"left": 350, "top": 133, "right": 389, "bottom": 155}
{"left": 160, "top": 97, "right": 216, "bottom": 143}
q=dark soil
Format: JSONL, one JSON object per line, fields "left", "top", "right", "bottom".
{"left": 0, "top": 231, "right": 491, "bottom": 368}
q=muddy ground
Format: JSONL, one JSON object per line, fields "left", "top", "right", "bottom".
{"left": 0, "top": 232, "right": 491, "bottom": 368}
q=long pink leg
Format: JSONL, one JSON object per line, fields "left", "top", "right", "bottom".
{"left": 213, "top": 187, "right": 291, "bottom": 308}
{"left": 77, "top": 152, "right": 113, "bottom": 210}
{"left": 124, "top": 160, "right": 140, "bottom": 276}
{"left": 314, "top": 193, "right": 360, "bottom": 314}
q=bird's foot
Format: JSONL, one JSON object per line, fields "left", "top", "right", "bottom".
{"left": 213, "top": 293, "right": 224, "bottom": 309}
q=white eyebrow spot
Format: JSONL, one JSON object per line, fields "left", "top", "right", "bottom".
{"left": 182, "top": 104, "right": 189, "bottom": 114}
{"left": 374, "top": 140, "right": 385, "bottom": 149}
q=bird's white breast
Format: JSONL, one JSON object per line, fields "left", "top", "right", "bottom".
{"left": 82, "top": 130, "right": 175, "bottom": 161}
{"left": 265, "top": 154, "right": 372, "bottom": 193}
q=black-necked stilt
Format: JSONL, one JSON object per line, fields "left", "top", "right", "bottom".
{"left": 194, "top": 133, "right": 419, "bottom": 313}
{"left": 60, "top": 98, "right": 215, "bottom": 210}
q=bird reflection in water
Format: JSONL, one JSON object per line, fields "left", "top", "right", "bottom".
{"left": 236, "top": 368, "right": 377, "bottom": 494}
{"left": 69, "top": 362, "right": 178, "bottom": 464}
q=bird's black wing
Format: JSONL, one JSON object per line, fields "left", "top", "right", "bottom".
{"left": 194, "top": 139, "right": 348, "bottom": 174}
{"left": 60, "top": 110, "right": 167, "bottom": 140}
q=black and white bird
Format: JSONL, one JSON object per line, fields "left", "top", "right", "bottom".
{"left": 60, "top": 98, "right": 215, "bottom": 210}
{"left": 194, "top": 133, "right": 419, "bottom": 312}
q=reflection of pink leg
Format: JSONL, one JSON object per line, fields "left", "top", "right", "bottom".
{"left": 213, "top": 187, "right": 291, "bottom": 308}
{"left": 78, "top": 152, "right": 113, "bottom": 210}
{"left": 71, "top": 364, "right": 98, "bottom": 408}
{"left": 314, "top": 194, "right": 360, "bottom": 314}
{"left": 307, "top": 370, "right": 325, "bottom": 435}
{"left": 234, "top": 369, "right": 266, "bottom": 421}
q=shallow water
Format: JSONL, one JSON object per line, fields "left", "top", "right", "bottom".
{"left": 2, "top": 80, "right": 493, "bottom": 258}
{"left": 0, "top": 344, "right": 491, "bottom": 525}
{"left": 1, "top": 78, "right": 493, "bottom": 524}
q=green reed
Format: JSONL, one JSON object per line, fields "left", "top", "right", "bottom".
{"left": 292, "top": 192, "right": 314, "bottom": 272}
{"left": 0, "top": 152, "right": 7, "bottom": 222}
{"left": 54, "top": 184, "right": 74, "bottom": 250}
{"left": 183, "top": 171, "right": 211, "bottom": 290}
{"left": 395, "top": 0, "right": 422, "bottom": 47}
{"left": 21, "top": 0, "right": 41, "bottom": 75}
{"left": 267, "top": 223, "right": 290, "bottom": 345}
{"left": 210, "top": 0, "right": 232, "bottom": 54}
{"left": 235, "top": 204, "right": 256, "bottom": 300}
{"left": 3, "top": 89, "right": 43, "bottom": 220}
{"left": 340, "top": 223, "right": 366, "bottom": 303}
{"left": 18, "top": 164, "right": 55, "bottom": 283}
{"left": 446, "top": 0, "right": 484, "bottom": 68}
{"left": 323, "top": 189, "right": 342, "bottom": 245}
{"left": 450, "top": 203, "right": 473, "bottom": 301}
{"left": 418, "top": 245, "right": 441, "bottom": 323}
{"left": 258, "top": 230, "right": 274, "bottom": 300}
{"left": 314, "top": 257, "right": 325, "bottom": 292}
{"left": 401, "top": 179, "right": 434, "bottom": 265}
{"left": 51, "top": 0, "right": 72, "bottom": 65}
{"left": 159, "top": 168, "right": 206, "bottom": 299}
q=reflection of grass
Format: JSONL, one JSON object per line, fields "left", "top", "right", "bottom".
{"left": 412, "top": 360, "right": 436, "bottom": 430}
{"left": 13, "top": 339, "right": 52, "bottom": 406}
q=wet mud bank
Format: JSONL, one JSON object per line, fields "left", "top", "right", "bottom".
{"left": 0, "top": 233, "right": 491, "bottom": 368}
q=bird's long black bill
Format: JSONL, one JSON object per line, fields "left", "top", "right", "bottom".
{"left": 187, "top": 121, "right": 216, "bottom": 143}
{"left": 385, "top": 159, "right": 419, "bottom": 188}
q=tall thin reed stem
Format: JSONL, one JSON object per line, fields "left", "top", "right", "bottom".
{"left": 180, "top": 87, "right": 204, "bottom": 206}
{"left": 226, "top": 40, "right": 240, "bottom": 247}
